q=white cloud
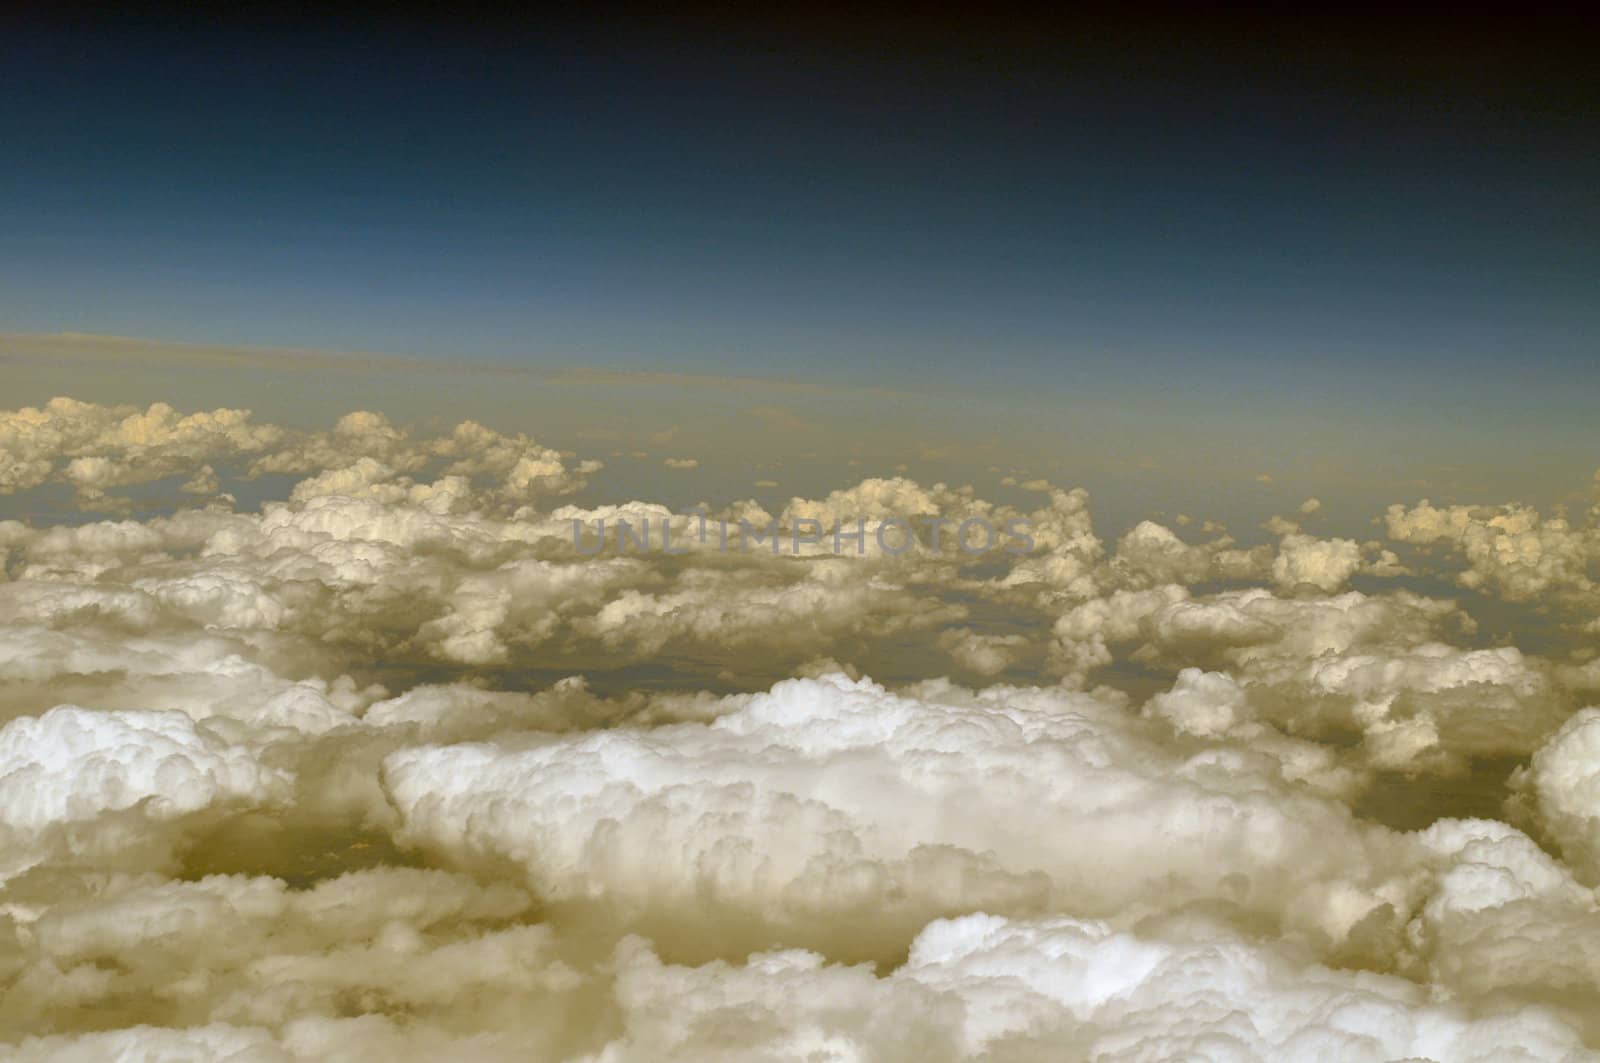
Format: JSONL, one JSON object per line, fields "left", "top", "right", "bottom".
{"left": 4, "top": 395, "right": 1600, "bottom": 1053}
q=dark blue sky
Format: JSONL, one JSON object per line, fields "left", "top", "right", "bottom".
{"left": 3, "top": 17, "right": 1596, "bottom": 402}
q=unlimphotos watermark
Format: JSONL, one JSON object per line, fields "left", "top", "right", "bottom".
{"left": 572, "top": 513, "right": 1035, "bottom": 556}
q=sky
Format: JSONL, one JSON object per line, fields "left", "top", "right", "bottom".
{"left": 3, "top": 17, "right": 1597, "bottom": 525}
{"left": 4, "top": 18, "right": 1596, "bottom": 373}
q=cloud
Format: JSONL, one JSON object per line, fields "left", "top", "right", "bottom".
{"left": 3, "top": 393, "right": 1600, "bottom": 1053}
{"left": 384, "top": 672, "right": 1426, "bottom": 962}
{"left": 1513, "top": 709, "right": 1600, "bottom": 879}
{"left": 0, "top": 398, "right": 281, "bottom": 506}
{"left": 592, "top": 912, "right": 1597, "bottom": 1062}
{"left": 1386, "top": 499, "right": 1600, "bottom": 601}
{"left": 0, "top": 398, "right": 596, "bottom": 514}
{"left": 1272, "top": 532, "right": 1362, "bottom": 592}
{"left": 0, "top": 705, "right": 287, "bottom": 837}
{"left": 935, "top": 627, "right": 1028, "bottom": 676}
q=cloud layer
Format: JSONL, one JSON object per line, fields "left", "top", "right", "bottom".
{"left": 2, "top": 397, "right": 1599, "bottom": 1059}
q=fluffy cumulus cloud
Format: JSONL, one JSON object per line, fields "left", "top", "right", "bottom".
{"left": 0, "top": 399, "right": 597, "bottom": 514}
{"left": 1512, "top": 710, "right": 1600, "bottom": 880}
{"left": 0, "top": 398, "right": 282, "bottom": 506}
{"left": 590, "top": 913, "right": 1597, "bottom": 1062}
{"left": 0, "top": 706, "right": 283, "bottom": 834}
{"left": 3, "top": 395, "right": 1600, "bottom": 1058}
{"left": 1386, "top": 499, "right": 1600, "bottom": 602}
{"left": 385, "top": 673, "right": 1423, "bottom": 960}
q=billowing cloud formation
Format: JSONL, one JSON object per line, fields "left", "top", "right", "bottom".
{"left": 1386, "top": 499, "right": 1600, "bottom": 602}
{"left": 386, "top": 672, "right": 1416, "bottom": 959}
{"left": 3, "top": 396, "right": 1600, "bottom": 1057}
{"left": 0, "top": 399, "right": 598, "bottom": 513}
{"left": 0, "top": 398, "right": 281, "bottom": 506}
{"left": 592, "top": 912, "right": 1597, "bottom": 1062}
{"left": 0, "top": 706, "right": 284, "bottom": 834}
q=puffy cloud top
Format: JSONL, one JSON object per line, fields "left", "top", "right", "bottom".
{"left": 2, "top": 395, "right": 1600, "bottom": 1056}
{"left": 0, "top": 706, "right": 287, "bottom": 834}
